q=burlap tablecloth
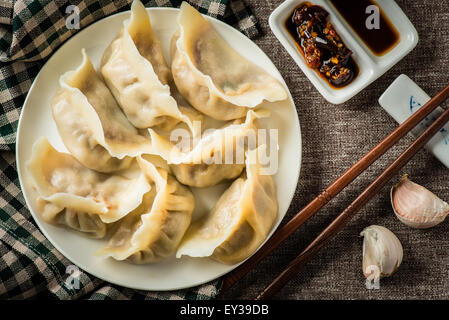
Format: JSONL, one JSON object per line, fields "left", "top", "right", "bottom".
{"left": 220, "top": 0, "right": 449, "bottom": 300}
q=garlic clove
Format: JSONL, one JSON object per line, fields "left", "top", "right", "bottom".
{"left": 360, "top": 225, "right": 403, "bottom": 281}
{"left": 391, "top": 174, "right": 449, "bottom": 229}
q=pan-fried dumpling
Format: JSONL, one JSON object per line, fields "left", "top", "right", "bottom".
{"left": 27, "top": 138, "right": 151, "bottom": 238}
{"left": 171, "top": 2, "right": 287, "bottom": 121}
{"left": 176, "top": 145, "right": 278, "bottom": 264}
{"left": 101, "top": 0, "right": 200, "bottom": 134}
{"left": 51, "top": 49, "right": 153, "bottom": 173}
{"left": 149, "top": 109, "right": 268, "bottom": 188}
{"left": 98, "top": 155, "right": 195, "bottom": 263}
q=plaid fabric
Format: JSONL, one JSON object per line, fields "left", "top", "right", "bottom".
{"left": 0, "top": 0, "right": 260, "bottom": 300}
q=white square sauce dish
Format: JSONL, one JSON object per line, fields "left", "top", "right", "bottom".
{"left": 269, "top": 0, "right": 418, "bottom": 104}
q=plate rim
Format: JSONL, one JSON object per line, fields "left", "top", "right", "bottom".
{"left": 15, "top": 6, "right": 303, "bottom": 291}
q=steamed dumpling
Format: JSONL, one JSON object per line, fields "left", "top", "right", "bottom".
{"left": 149, "top": 109, "right": 268, "bottom": 188}
{"left": 51, "top": 49, "right": 153, "bottom": 173}
{"left": 171, "top": 2, "right": 287, "bottom": 120}
{"left": 27, "top": 138, "right": 151, "bottom": 238}
{"left": 170, "top": 162, "right": 244, "bottom": 189}
{"left": 176, "top": 145, "right": 278, "bottom": 264}
{"left": 98, "top": 155, "right": 195, "bottom": 263}
{"left": 101, "top": 0, "right": 201, "bottom": 134}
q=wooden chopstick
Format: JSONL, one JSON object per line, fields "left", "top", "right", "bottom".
{"left": 256, "top": 102, "right": 449, "bottom": 300}
{"left": 219, "top": 83, "right": 449, "bottom": 296}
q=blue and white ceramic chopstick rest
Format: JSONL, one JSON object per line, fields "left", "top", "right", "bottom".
{"left": 379, "top": 74, "right": 449, "bottom": 169}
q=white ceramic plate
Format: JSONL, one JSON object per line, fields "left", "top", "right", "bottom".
{"left": 16, "top": 8, "right": 302, "bottom": 291}
{"left": 269, "top": 0, "right": 418, "bottom": 104}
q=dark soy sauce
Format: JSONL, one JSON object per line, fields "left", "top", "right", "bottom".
{"left": 329, "top": 0, "right": 399, "bottom": 56}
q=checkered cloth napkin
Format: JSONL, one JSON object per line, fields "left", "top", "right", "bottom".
{"left": 0, "top": 0, "right": 260, "bottom": 299}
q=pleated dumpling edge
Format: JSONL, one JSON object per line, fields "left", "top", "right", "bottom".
{"left": 171, "top": 2, "right": 288, "bottom": 120}
{"left": 51, "top": 48, "right": 153, "bottom": 173}
{"left": 176, "top": 145, "right": 278, "bottom": 264}
{"left": 100, "top": 0, "right": 202, "bottom": 136}
{"left": 26, "top": 137, "right": 151, "bottom": 238}
{"left": 97, "top": 155, "right": 195, "bottom": 263}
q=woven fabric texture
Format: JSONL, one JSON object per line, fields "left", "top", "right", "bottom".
{"left": 220, "top": 0, "right": 449, "bottom": 300}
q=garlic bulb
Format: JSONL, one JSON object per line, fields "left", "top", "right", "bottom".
{"left": 360, "top": 225, "right": 403, "bottom": 281}
{"left": 391, "top": 175, "right": 449, "bottom": 229}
